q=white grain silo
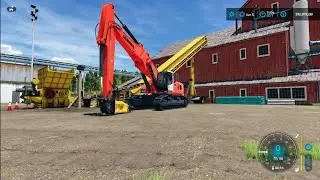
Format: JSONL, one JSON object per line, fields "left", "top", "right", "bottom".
{"left": 291, "top": 0, "right": 310, "bottom": 64}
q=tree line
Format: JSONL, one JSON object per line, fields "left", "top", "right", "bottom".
{"left": 70, "top": 71, "right": 135, "bottom": 94}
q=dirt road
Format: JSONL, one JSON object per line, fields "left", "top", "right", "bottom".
{"left": 1, "top": 104, "right": 320, "bottom": 180}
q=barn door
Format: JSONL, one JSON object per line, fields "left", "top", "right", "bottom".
{"left": 209, "top": 90, "right": 215, "bottom": 103}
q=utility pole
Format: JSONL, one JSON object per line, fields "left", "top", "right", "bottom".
{"left": 30, "top": 5, "right": 38, "bottom": 81}
{"left": 77, "top": 65, "right": 86, "bottom": 108}
{"left": 78, "top": 71, "right": 83, "bottom": 108}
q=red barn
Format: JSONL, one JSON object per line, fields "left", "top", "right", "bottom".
{"left": 152, "top": 0, "right": 320, "bottom": 104}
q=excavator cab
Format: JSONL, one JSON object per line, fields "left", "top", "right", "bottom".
{"left": 154, "top": 71, "right": 174, "bottom": 92}
{"left": 157, "top": 71, "right": 184, "bottom": 96}
{"left": 140, "top": 71, "right": 184, "bottom": 96}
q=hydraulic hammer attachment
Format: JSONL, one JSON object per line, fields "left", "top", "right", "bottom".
{"left": 99, "top": 98, "right": 130, "bottom": 115}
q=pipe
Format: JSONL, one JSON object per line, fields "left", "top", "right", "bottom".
{"left": 115, "top": 13, "right": 139, "bottom": 44}
{"left": 99, "top": 45, "right": 104, "bottom": 76}
{"left": 235, "top": 18, "right": 238, "bottom": 35}
{"left": 141, "top": 73, "right": 151, "bottom": 93}
{"left": 253, "top": 19, "right": 257, "bottom": 33}
{"left": 31, "top": 20, "right": 35, "bottom": 81}
{"left": 189, "top": 57, "right": 195, "bottom": 97}
{"left": 78, "top": 71, "right": 82, "bottom": 108}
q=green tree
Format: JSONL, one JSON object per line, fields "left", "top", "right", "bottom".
{"left": 120, "top": 75, "right": 133, "bottom": 84}
{"left": 114, "top": 74, "right": 122, "bottom": 85}
{"left": 70, "top": 75, "right": 77, "bottom": 92}
{"left": 84, "top": 71, "right": 101, "bottom": 93}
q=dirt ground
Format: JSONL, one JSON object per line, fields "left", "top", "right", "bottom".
{"left": 1, "top": 104, "right": 320, "bottom": 180}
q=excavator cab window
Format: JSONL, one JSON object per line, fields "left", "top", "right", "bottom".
{"left": 155, "top": 71, "right": 174, "bottom": 92}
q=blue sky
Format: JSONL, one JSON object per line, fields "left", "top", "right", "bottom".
{"left": 1, "top": 0, "right": 244, "bottom": 72}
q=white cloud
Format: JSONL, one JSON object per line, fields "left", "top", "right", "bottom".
{"left": 51, "top": 57, "right": 78, "bottom": 64}
{"left": 1, "top": 44, "right": 23, "bottom": 55}
{"left": 0, "top": 0, "right": 175, "bottom": 72}
{"left": 0, "top": 0, "right": 136, "bottom": 71}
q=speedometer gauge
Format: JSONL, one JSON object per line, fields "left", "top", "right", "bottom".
{"left": 258, "top": 132, "right": 298, "bottom": 172}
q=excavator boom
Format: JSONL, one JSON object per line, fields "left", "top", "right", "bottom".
{"left": 96, "top": 3, "right": 187, "bottom": 114}
{"left": 97, "top": 3, "right": 158, "bottom": 98}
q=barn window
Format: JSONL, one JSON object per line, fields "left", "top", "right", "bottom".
{"left": 292, "top": 87, "right": 306, "bottom": 99}
{"left": 271, "top": 2, "right": 279, "bottom": 14}
{"left": 156, "top": 64, "right": 159, "bottom": 68}
{"left": 186, "top": 60, "right": 191, "bottom": 68}
{"left": 279, "top": 88, "right": 291, "bottom": 99}
{"left": 240, "top": 48, "right": 247, "bottom": 60}
{"left": 212, "top": 53, "right": 218, "bottom": 64}
{"left": 266, "top": 87, "right": 307, "bottom": 100}
{"left": 257, "top": 44, "right": 270, "bottom": 57}
{"left": 267, "top": 88, "right": 279, "bottom": 99}
{"left": 240, "top": 88, "right": 247, "bottom": 97}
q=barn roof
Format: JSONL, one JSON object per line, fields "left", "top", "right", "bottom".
{"left": 152, "top": 22, "right": 291, "bottom": 60}
{"left": 195, "top": 70, "right": 320, "bottom": 87}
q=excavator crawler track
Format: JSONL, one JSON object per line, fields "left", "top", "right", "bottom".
{"left": 126, "top": 94, "right": 188, "bottom": 111}
{"left": 153, "top": 94, "right": 188, "bottom": 111}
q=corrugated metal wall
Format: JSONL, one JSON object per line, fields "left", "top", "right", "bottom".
{"left": 0, "top": 63, "right": 46, "bottom": 103}
{"left": 0, "top": 84, "right": 24, "bottom": 103}
{"left": 1, "top": 62, "right": 44, "bottom": 83}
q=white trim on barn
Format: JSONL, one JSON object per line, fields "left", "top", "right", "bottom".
{"left": 265, "top": 86, "right": 307, "bottom": 101}
{"left": 195, "top": 70, "right": 320, "bottom": 87}
{"left": 257, "top": 43, "right": 270, "bottom": 58}
{"left": 212, "top": 53, "right": 219, "bottom": 64}
{"left": 240, "top": 88, "right": 247, "bottom": 97}
{"left": 240, "top": 48, "right": 247, "bottom": 60}
{"left": 186, "top": 60, "right": 191, "bottom": 68}
{"left": 209, "top": 89, "right": 215, "bottom": 98}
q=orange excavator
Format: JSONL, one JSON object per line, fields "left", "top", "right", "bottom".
{"left": 96, "top": 3, "right": 188, "bottom": 115}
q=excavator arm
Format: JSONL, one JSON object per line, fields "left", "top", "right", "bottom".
{"left": 97, "top": 3, "right": 158, "bottom": 99}
{"left": 96, "top": 3, "right": 187, "bottom": 115}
